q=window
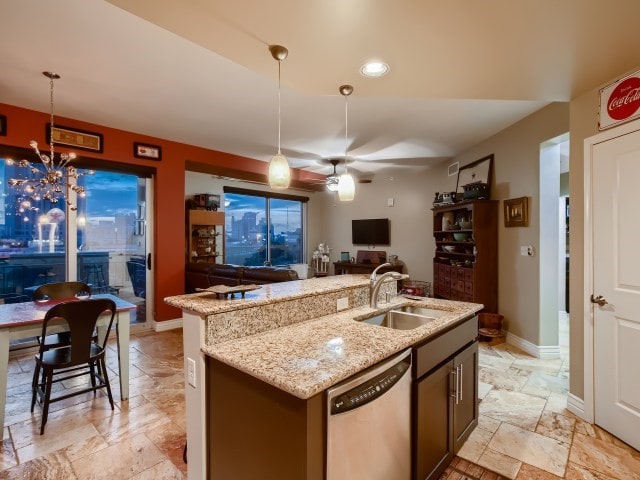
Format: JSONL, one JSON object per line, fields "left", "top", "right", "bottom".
{"left": 223, "top": 187, "right": 307, "bottom": 266}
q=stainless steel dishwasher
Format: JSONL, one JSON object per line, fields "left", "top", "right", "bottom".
{"left": 326, "top": 348, "right": 412, "bottom": 480}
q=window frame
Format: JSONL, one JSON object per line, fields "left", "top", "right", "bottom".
{"left": 223, "top": 187, "right": 308, "bottom": 266}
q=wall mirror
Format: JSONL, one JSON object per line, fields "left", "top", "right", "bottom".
{"left": 456, "top": 154, "right": 493, "bottom": 197}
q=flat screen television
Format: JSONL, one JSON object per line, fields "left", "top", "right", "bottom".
{"left": 352, "top": 218, "right": 390, "bottom": 246}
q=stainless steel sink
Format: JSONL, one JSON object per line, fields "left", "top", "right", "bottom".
{"left": 392, "top": 305, "right": 448, "bottom": 318}
{"left": 360, "top": 310, "right": 438, "bottom": 330}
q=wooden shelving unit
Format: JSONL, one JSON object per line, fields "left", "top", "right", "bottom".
{"left": 188, "top": 210, "right": 225, "bottom": 263}
{"left": 432, "top": 200, "right": 497, "bottom": 313}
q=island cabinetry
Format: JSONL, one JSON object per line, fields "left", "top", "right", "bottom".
{"left": 207, "top": 359, "right": 324, "bottom": 480}
{"left": 432, "top": 201, "right": 497, "bottom": 313}
{"left": 412, "top": 315, "right": 478, "bottom": 480}
{"left": 188, "top": 210, "right": 224, "bottom": 263}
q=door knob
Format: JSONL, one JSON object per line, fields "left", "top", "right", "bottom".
{"left": 590, "top": 294, "right": 608, "bottom": 306}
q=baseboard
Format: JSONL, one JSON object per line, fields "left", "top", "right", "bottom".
{"left": 505, "top": 332, "right": 560, "bottom": 359}
{"left": 567, "top": 393, "right": 588, "bottom": 421}
{"left": 153, "top": 318, "right": 183, "bottom": 331}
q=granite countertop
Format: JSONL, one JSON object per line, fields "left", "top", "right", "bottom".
{"left": 203, "top": 297, "right": 482, "bottom": 399}
{"left": 164, "top": 274, "right": 372, "bottom": 316}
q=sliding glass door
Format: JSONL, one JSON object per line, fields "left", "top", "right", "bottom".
{"left": 75, "top": 170, "right": 149, "bottom": 325}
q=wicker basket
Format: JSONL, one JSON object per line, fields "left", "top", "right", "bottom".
{"left": 401, "top": 280, "right": 431, "bottom": 297}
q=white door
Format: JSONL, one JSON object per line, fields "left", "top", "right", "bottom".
{"left": 591, "top": 126, "right": 640, "bottom": 450}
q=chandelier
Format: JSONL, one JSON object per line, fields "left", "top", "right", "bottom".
{"left": 6, "top": 71, "right": 93, "bottom": 219}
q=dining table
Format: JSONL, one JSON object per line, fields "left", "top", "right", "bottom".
{"left": 0, "top": 293, "right": 135, "bottom": 439}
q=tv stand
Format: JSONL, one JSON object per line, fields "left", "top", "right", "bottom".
{"left": 333, "top": 262, "right": 403, "bottom": 276}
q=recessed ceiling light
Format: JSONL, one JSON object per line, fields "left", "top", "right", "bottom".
{"left": 360, "top": 61, "right": 389, "bottom": 78}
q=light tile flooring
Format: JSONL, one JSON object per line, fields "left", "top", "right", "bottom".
{"left": 0, "top": 318, "right": 637, "bottom": 479}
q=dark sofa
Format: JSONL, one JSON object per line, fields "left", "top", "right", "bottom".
{"left": 185, "top": 262, "right": 299, "bottom": 293}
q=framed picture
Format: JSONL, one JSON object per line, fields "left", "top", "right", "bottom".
{"left": 133, "top": 142, "right": 162, "bottom": 160}
{"left": 46, "top": 123, "right": 103, "bottom": 152}
{"left": 448, "top": 162, "right": 459, "bottom": 177}
{"left": 0, "top": 115, "right": 6, "bottom": 136}
{"left": 340, "top": 251, "right": 350, "bottom": 262}
{"left": 504, "top": 197, "right": 529, "bottom": 227}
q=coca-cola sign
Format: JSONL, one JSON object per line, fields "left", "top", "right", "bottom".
{"left": 600, "top": 71, "right": 640, "bottom": 130}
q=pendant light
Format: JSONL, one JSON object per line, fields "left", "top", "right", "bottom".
{"left": 268, "top": 45, "right": 291, "bottom": 189}
{"left": 338, "top": 84, "right": 355, "bottom": 201}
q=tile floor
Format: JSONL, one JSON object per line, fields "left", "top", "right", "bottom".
{"left": 0, "top": 317, "right": 637, "bottom": 479}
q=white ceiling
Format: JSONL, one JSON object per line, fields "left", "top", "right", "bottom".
{"left": 1, "top": 0, "right": 639, "bottom": 181}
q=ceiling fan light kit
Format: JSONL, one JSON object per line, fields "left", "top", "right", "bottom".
{"left": 338, "top": 84, "right": 356, "bottom": 202}
{"left": 326, "top": 159, "right": 340, "bottom": 192}
{"left": 267, "top": 44, "right": 291, "bottom": 189}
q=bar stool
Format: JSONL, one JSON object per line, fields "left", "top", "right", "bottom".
{"left": 82, "top": 264, "right": 107, "bottom": 293}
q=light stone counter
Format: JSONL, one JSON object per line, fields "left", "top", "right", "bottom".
{"left": 202, "top": 297, "right": 482, "bottom": 399}
{"left": 165, "top": 274, "right": 372, "bottom": 316}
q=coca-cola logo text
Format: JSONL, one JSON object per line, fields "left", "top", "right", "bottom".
{"left": 607, "top": 77, "right": 640, "bottom": 120}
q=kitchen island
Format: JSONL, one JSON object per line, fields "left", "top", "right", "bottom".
{"left": 165, "top": 274, "right": 483, "bottom": 480}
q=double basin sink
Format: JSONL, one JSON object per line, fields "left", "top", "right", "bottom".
{"left": 357, "top": 305, "right": 447, "bottom": 330}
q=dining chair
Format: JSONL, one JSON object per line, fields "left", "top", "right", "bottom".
{"left": 30, "top": 298, "right": 116, "bottom": 434}
{"left": 33, "top": 281, "right": 91, "bottom": 350}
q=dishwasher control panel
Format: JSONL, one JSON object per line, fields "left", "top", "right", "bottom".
{"left": 330, "top": 355, "right": 411, "bottom": 415}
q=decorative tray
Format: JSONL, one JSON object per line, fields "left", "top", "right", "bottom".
{"left": 196, "top": 284, "right": 262, "bottom": 299}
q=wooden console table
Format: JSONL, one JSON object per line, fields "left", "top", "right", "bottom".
{"left": 333, "top": 261, "right": 403, "bottom": 276}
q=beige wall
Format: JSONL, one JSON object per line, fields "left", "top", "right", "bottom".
{"left": 449, "top": 103, "right": 569, "bottom": 345}
{"left": 314, "top": 167, "right": 448, "bottom": 283}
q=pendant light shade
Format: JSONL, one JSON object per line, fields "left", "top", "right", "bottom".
{"left": 268, "top": 45, "right": 291, "bottom": 189}
{"left": 268, "top": 153, "right": 290, "bottom": 189}
{"left": 338, "top": 84, "right": 355, "bottom": 202}
{"left": 338, "top": 172, "right": 355, "bottom": 201}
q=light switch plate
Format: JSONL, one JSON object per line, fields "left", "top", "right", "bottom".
{"left": 187, "top": 357, "right": 196, "bottom": 388}
{"left": 387, "top": 197, "right": 394, "bottom": 207}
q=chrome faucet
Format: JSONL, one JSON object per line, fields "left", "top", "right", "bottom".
{"left": 369, "top": 263, "right": 409, "bottom": 308}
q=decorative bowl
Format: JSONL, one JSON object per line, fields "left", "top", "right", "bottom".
{"left": 442, "top": 245, "right": 456, "bottom": 253}
{"left": 453, "top": 233, "right": 470, "bottom": 242}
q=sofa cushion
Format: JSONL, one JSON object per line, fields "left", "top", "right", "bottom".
{"left": 185, "top": 262, "right": 298, "bottom": 292}
{"left": 241, "top": 266, "right": 299, "bottom": 284}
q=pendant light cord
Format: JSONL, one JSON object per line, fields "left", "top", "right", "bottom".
{"left": 277, "top": 59, "right": 282, "bottom": 155}
{"left": 344, "top": 93, "right": 349, "bottom": 173}
{"left": 49, "top": 75, "right": 55, "bottom": 163}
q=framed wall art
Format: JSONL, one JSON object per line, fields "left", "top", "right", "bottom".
{"left": 46, "top": 123, "right": 103, "bottom": 152}
{"left": 133, "top": 142, "right": 162, "bottom": 160}
{"left": 504, "top": 197, "right": 529, "bottom": 227}
{"left": 0, "top": 115, "right": 6, "bottom": 136}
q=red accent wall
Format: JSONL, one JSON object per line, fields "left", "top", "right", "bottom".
{"left": 0, "top": 103, "right": 315, "bottom": 321}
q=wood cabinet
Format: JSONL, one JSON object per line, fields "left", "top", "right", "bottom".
{"left": 187, "top": 210, "right": 224, "bottom": 263}
{"left": 333, "top": 261, "right": 403, "bottom": 276}
{"left": 412, "top": 316, "right": 479, "bottom": 480}
{"left": 432, "top": 201, "right": 497, "bottom": 313}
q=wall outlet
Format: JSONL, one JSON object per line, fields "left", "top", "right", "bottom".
{"left": 187, "top": 357, "right": 196, "bottom": 388}
{"left": 520, "top": 245, "right": 535, "bottom": 256}
{"left": 337, "top": 297, "right": 349, "bottom": 311}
